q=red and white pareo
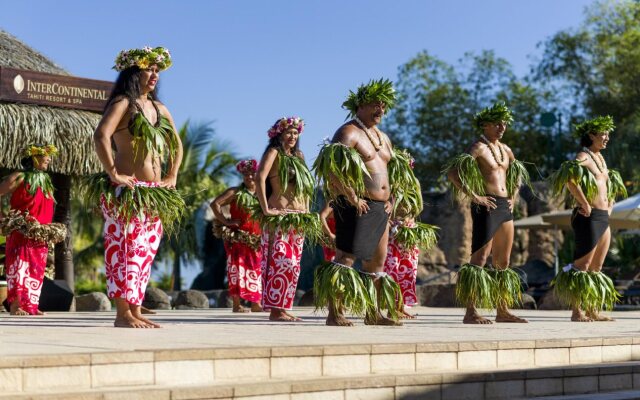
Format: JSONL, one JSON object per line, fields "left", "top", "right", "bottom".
{"left": 5, "top": 183, "right": 53, "bottom": 315}
{"left": 101, "top": 181, "right": 163, "bottom": 306}
{"left": 384, "top": 233, "right": 419, "bottom": 306}
{"left": 260, "top": 226, "right": 304, "bottom": 310}
{"left": 224, "top": 200, "right": 262, "bottom": 303}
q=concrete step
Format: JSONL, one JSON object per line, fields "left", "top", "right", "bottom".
{"left": 528, "top": 390, "right": 640, "bottom": 399}
{"left": 1, "top": 362, "right": 640, "bottom": 400}
{"left": 2, "top": 337, "right": 640, "bottom": 395}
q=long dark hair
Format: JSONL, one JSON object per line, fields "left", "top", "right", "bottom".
{"left": 103, "top": 66, "right": 160, "bottom": 112}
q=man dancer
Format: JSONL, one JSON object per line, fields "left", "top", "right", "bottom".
{"left": 444, "top": 102, "right": 530, "bottom": 324}
{"left": 314, "top": 78, "right": 403, "bottom": 326}
{"left": 92, "top": 47, "right": 184, "bottom": 328}
{"left": 550, "top": 116, "right": 625, "bottom": 321}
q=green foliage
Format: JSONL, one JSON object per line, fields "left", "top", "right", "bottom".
{"left": 129, "top": 113, "right": 179, "bottom": 163}
{"left": 234, "top": 186, "right": 258, "bottom": 210}
{"left": 551, "top": 268, "right": 600, "bottom": 312}
{"left": 393, "top": 222, "right": 439, "bottom": 250}
{"left": 312, "top": 143, "right": 370, "bottom": 201}
{"left": 21, "top": 171, "right": 54, "bottom": 198}
{"left": 342, "top": 78, "right": 396, "bottom": 119}
{"left": 472, "top": 101, "right": 514, "bottom": 131}
{"left": 549, "top": 160, "right": 598, "bottom": 206}
{"left": 506, "top": 159, "right": 532, "bottom": 198}
{"left": 75, "top": 277, "right": 107, "bottom": 295}
{"left": 455, "top": 263, "right": 495, "bottom": 309}
{"left": 589, "top": 271, "right": 621, "bottom": 311}
{"left": 388, "top": 149, "right": 423, "bottom": 217}
{"left": 573, "top": 115, "right": 616, "bottom": 139}
{"left": 277, "top": 151, "right": 314, "bottom": 204}
{"left": 360, "top": 273, "right": 404, "bottom": 321}
{"left": 249, "top": 205, "right": 323, "bottom": 246}
{"left": 150, "top": 272, "right": 173, "bottom": 291}
{"left": 487, "top": 267, "right": 522, "bottom": 309}
{"left": 442, "top": 154, "right": 485, "bottom": 200}
{"left": 313, "top": 262, "right": 372, "bottom": 317}
{"left": 607, "top": 169, "right": 628, "bottom": 202}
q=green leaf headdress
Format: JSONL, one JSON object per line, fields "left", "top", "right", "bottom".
{"left": 342, "top": 78, "right": 396, "bottom": 119}
{"left": 572, "top": 116, "right": 615, "bottom": 139}
{"left": 472, "top": 101, "right": 514, "bottom": 131}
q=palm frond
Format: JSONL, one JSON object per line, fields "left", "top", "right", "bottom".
{"left": 455, "top": 263, "right": 495, "bottom": 309}
{"left": 388, "top": 149, "right": 423, "bottom": 217}
{"left": 393, "top": 222, "right": 439, "bottom": 250}
{"left": 442, "top": 154, "right": 485, "bottom": 200}
{"left": 312, "top": 143, "right": 370, "bottom": 201}
{"left": 313, "top": 262, "right": 373, "bottom": 317}
{"left": 487, "top": 267, "right": 522, "bottom": 309}
{"left": 549, "top": 160, "right": 598, "bottom": 206}
{"left": 607, "top": 169, "right": 627, "bottom": 202}
{"left": 506, "top": 159, "right": 532, "bottom": 198}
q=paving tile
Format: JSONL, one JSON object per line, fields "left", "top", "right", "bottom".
{"left": 271, "top": 356, "right": 322, "bottom": 378}
{"left": 569, "top": 345, "right": 602, "bottom": 364}
{"left": 323, "top": 354, "right": 370, "bottom": 376}
{"left": 322, "top": 345, "right": 371, "bottom": 356}
{"left": 171, "top": 385, "right": 234, "bottom": 400}
{"left": 458, "top": 341, "right": 498, "bottom": 351}
{"left": 525, "top": 378, "right": 563, "bottom": 397}
{"left": 370, "top": 353, "right": 415, "bottom": 373}
{"left": 441, "top": 382, "right": 484, "bottom": 400}
{"left": 571, "top": 338, "right": 603, "bottom": 347}
{"left": 603, "top": 337, "right": 633, "bottom": 346}
{"left": 497, "top": 340, "right": 536, "bottom": 350}
{"left": 344, "top": 387, "right": 394, "bottom": 400}
{"left": 91, "top": 362, "right": 154, "bottom": 387}
{"left": 416, "top": 352, "right": 457, "bottom": 372}
{"left": 91, "top": 351, "right": 154, "bottom": 365}
{"left": 155, "top": 360, "right": 214, "bottom": 385}
{"left": 290, "top": 390, "right": 344, "bottom": 400}
{"left": 602, "top": 345, "right": 633, "bottom": 362}
{"left": 535, "top": 339, "right": 570, "bottom": 349}
{"left": 457, "top": 350, "right": 497, "bottom": 370}
{"left": 600, "top": 373, "right": 633, "bottom": 391}
{"left": 497, "top": 349, "right": 534, "bottom": 369}
{"left": 563, "top": 376, "right": 598, "bottom": 395}
{"left": 417, "top": 342, "right": 458, "bottom": 353}
{"left": 213, "top": 348, "right": 271, "bottom": 359}
{"left": 395, "top": 384, "right": 441, "bottom": 400}
{"left": 154, "top": 348, "right": 216, "bottom": 361}
{"left": 535, "top": 348, "right": 569, "bottom": 366}
{"left": 272, "top": 346, "right": 323, "bottom": 357}
{"left": 103, "top": 389, "right": 170, "bottom": 400}
{"left": 371, "top": 343, "right": 416, "bottom": 354}
{"left": 485, "top": 379, "right": 525, "bottom": 400}
{"left": 214, "top": 358, "right": 270, "bottom": 381}
{"left": 235, "top": 395, "right": 290, "bottom": 400}
{"left": 234, "top": 382, "right": 291, "bottom": 397}
{"left": 23, "top": 365, "right": 91, "bottom": 390}
{"left": 22, "top": 354, "right": 90, "bottom": 368}
{"left": 396, "top": 373, "right": 443, "bottom": 386}
{"left": 0, "top": 368, "right": 21, "bottom": 392}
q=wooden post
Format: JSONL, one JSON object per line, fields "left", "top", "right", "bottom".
{"left": 52, "top": 173, "right": 74, "bottom": 291}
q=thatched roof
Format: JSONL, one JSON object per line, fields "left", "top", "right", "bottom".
{"left": 0, "top": 30, "right": 102, "bottom": 176}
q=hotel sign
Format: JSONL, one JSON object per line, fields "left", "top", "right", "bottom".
{"left": 0, "top": 67, "right": 113, "bottom": 112}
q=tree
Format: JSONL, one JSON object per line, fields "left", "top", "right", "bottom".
{"left": 157, "top": 121, "right": 237, "bottom": 291}
{"left": 384, "top": 50, "right": 556, "bottom": 191}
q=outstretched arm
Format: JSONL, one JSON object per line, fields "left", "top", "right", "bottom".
{"left": 93, "top": 99, "right": 135, "bottom": 189}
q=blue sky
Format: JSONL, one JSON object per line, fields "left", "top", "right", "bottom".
{"left": 2, "top": 0, "right": 594, "bottom": 164}
{"left": 1, "top": 1, "right": 594, "bottom": 287}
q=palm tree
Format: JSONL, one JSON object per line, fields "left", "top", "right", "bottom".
{"left": 158, "top": 121, "right": 237, "bottom": 290}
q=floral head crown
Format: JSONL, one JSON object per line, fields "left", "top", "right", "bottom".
{"left": 23, "top": 144, "right": 58, "bottom": 158}
{"left": 472, "top": 101, "right": 514, "bottom": 131}
{"left": 268, "top": 117, "right": 305, "bottom": 139}
{"left": 236, "top": 159, "right": 258, "bottom": 174}
{"left": 113, "top": 46, "right": 172, "bottom": 72}
{"left": 573, "top": 116, "right": 615, "bottom": 139}
{"left": 342, "top": 78, "right": 396, "bottom": 119}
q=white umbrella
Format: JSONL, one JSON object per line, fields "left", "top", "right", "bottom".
{"left": 610, "top": 193, "right": 640, "bottom": 221}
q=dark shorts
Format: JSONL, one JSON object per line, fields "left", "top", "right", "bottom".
{"left": 572, "top": 208, "right": 609, "bottom": 261}
{"left": 471, "top": 195, "right": 514, "bottom": 254}
{"left": 333, "top": 196, "right": 389, "bottom": 260}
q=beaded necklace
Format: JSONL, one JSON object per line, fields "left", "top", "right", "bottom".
{"left": 354, "top": 116, "right": 383, "bottom": 152}
{"left": 582, "top": 147, "right": 606, "bottom": 173}
{"left": 480, "top": 135, "right": 506, "bottom": 167}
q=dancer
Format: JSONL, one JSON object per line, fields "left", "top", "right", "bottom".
{"left": 211, "top": 159, "right": 262, "bottom": 313}
{"left": 384, "top": 149, "right": 438, "bottom": 318}
{"left": 90, "top": 46, "right": 185, "bottom": 328}
{"left": 319, "top": 202, "right": 336, "bottom": 262}
{"left": 0, "top": 144, "right": 66, "bottom": 315}
{"left": 444, "top": 102, "right": 530, "bottom": 324}
{"left": 255, "top": 117, "right": 320, "bottom": 322}
{"left": 313, "top": 78, "right": 404, "bottom": 326}
{"left": 550, "top": 116, "right": 625, "bottom": 322}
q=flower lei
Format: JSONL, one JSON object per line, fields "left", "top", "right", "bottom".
{"left": 113, "top": 46, "right": 172, "bottom": 71}
{"left": 23, "top": 144, "right": 58, "bottom": 158}
{"left": 268, "top": 116, "right": 304, "bottom": 139}
{"left": 236, "top": 159, "right": 258, "bottom": 174}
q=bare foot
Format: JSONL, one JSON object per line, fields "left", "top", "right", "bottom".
{"left": 283, "top": 311, "right": 302, "bottom": 321}
{"left": 571, "top": 309, "right": 593, "bottom": 322}
{"left": 232, "top": 305, "right": 250, "bottom": 313}
{"left": 495, "top": 312, "right": 528, "bottom": 323}
{"left": 587, "top": 311, "right": 615, "bottom": 322}
{"left": 250, "top": 303, "right": 263, "bottom": 312}
{"left": 269, "top": 309, "right": 301, "bottom": 322}
{"left": 131, "top": 311, "right": 161, "bottom": 328}
{"left": 115, "top": 312, "right": 152, "bottom": 328}
{"left": 390, "top": 308, "right": 417, "bottom": 320}
{"left": 36, "top": 310, "right": 46, "bottom": 316}
{"left": 365, "top": 312, "right": 403, "bottom": 326}
{"left": 326, "top": 308, "right": 353, "bottom": 326}
{"left": 10, "top": 307, "right": 29, "bottom": 316}
{"left": 463, "top": 309, "right": 493, "bottom": 324}
{"left": 140, "top": 306, "right": 156, "bottom": 315}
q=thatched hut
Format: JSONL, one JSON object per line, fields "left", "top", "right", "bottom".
{"left": 0, "top": 30, "right": 105, "bottom": 290}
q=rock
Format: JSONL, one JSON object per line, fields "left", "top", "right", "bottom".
{"left": 216, "top": 290, "right": 232, "bottom": 308}
{"left": 538, "top": 288, "right": 568, "bottom": 310}
{"left": 294, "top": 290, "right": 305, "bottom": 306}
{"left": 297, "top": 289, "right": 314, "bottom": 307}
{"left": 142, "top": 287, "right": 171, "bottom": 310}
{"left": 173, "top": 290, "right": 209, "bottom": 309}
{"left": 517, "top": 293, "right": 537, "bottom": 310}
{"left": 519, "top": 259, "right": 556, "bottom": 287}
{"left": 417, "top": 284, "right": 457, "bottom": 307}
{"left": 75, "top": 292, "right": 111, "bottom": 312}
